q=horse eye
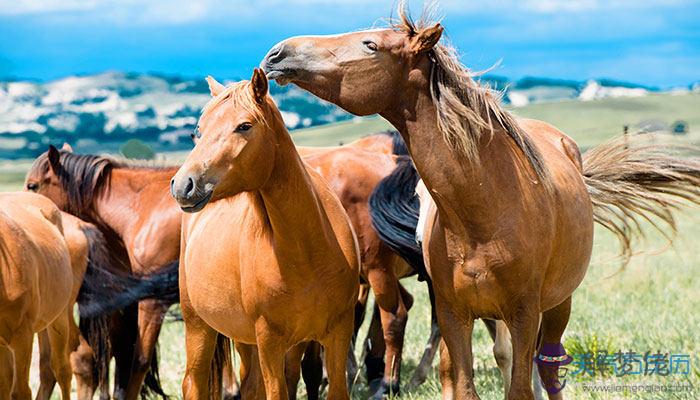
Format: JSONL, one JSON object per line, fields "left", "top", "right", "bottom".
{"left": 235, "top": 122, "right": 253, "bottom": 133}
{"left": 26, "top": 182, "right": 38, "bottom": 192}
{"left": 363, "top": 40, "right": 378, "bottom": 51}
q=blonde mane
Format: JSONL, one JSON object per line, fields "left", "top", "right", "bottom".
{"left": 200, "top": 81, "right": 267, "bottom": 126}
{"left": 394, "top": 2, "right": 549, "bottom": 182}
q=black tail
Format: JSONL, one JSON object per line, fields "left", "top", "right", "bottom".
{"left": 368, "top": 156, "right": 427, "bottom": 279}
{"left": 77, "top": 225, "right": 115, "bottom": 392}
{"left": 142, "top": 343, "right": 168, "bottom": 399}
{"left": 209, "top": 334, "right": 232, "bottom": 400}
{"left": 78, "top": 257, "right": 179, "bottom": 318}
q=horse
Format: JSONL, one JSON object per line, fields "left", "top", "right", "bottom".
{"left": 170, "top": 69, "right": 360, "bottom": 400}
{"left": 0, "top": 192, "right": 74, "bottom": 399}
{"left": 25, "top": 143, "right": 187, "bottom": 400}
{"left": 27, "top": 134, "right": 426, "bottom": 399}
{"left": 260, "top": 4, "right": 700, "bottom": 399}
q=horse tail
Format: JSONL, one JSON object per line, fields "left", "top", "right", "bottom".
{"left": 141, "top": 343, "right": 168, "bottom": 399}
{"left": 369, "top": 156, "right": 427, "bottom": 279}
{"left": 78, "top": 254, "right": 179, "bottom": 318}
{"left": 388, "top": 130, "right": 409, "bottom": 156}
{"left": 209, "top": 334, "right": 232, "bottom": 400}
{"left": 582, "top": 135, "right": 700, "bottom": 265}
{"left": 77, "top": 224, "right": 114, "bottom": 392}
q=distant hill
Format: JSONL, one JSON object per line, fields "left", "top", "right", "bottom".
{"left": 0, "top": 72, "right": 697, "bottom": 159}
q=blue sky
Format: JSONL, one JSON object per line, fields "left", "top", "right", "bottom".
{"left": 0, "top": 0, "right": 698, "bottom": 87}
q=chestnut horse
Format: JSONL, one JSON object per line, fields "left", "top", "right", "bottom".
{"left": 25, "top": 144, "right": 186, "bottom": 400}
{"left": 170, "top": 69, "right": 360, "bottom": 399}
{"left": 261, "top": 4, "right": 700, "bottom": 399}
{"left": 0, "top": 192, "right": 73, "bottom": 399}
{"left": 27, "top": 134, "right": 425, "bottom": 399}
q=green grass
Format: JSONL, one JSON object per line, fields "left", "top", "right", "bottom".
{"left": 11, "top": 92, "right": 699, "bottom": 398}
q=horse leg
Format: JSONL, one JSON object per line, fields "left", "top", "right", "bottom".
{"left": 112, "top": 307, "right": 137, "bottom": 400}
{"left": 181, "top": 320, "right": 217, "bottom": 399}
{"left": 366, "top": 268, "right": 409, "bottom": 398}
{"left": 363, "top": 303, "right": 385, "bottom": 389}
{"left": 0, "top": 342, "right": 14, "bottom": 399}
{"left": 124, "top": 299, "right": 169, "bottom": 400}
{"left": 348, "top": 284, "right": 370, "bottom": 388}
{"left": 301, "top": 341, "right": 323, "bottom": 400}
{"left": 438, "top": 338, "right": 454, "bottom": 400}
{"left": 10, "top": 329, "right": 33, "bottom": 400}
{"left": 491, "top": 320, "right": 513, "bottom": 395}
{"left": 237, "top": 343, "right": 266, "bottom": 400}
{"left": 321, "top": 311, "right": 353, "bottom": 400}
{"left": 47, "top": 309, "right": 74, "bottom": 399}
{"left": 504, "top": 303, "right": 540, "bottom": 400}
{"left": 255, "top": 320, "right": 291, "bottom": 400}
{"left": 409, "top": 280, "right": 440, "bottom": 389}
{"left": 536, "top": 297, "right": 571, "bottom": 400}
{"left": 37, "top": 330, "right": 57, "bottom": 400}
{"left": 434, "top": 293, "right": 478, "bottom": 400}
{"left": 72, "top": 334, "right": 98, "bottom": 400}
{"left": 285, "top": 341, "right": 307, "bottom": 400}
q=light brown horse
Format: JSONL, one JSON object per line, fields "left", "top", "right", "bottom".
{"left": 0, "top": 192, "right": 73, "bottom": 399}
{"left": 170, "top": 69, "right": 360, "bottom": 400}
{"left": 260, "top": 4, "right": 700, "bottom": 399}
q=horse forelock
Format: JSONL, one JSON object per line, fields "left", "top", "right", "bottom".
{"left": 393, "top": 1, "right": 550, "bottom": 186}
{"left": 200, "top": 81, "right": 269, "bottom": 129}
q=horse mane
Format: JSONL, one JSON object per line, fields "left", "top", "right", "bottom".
{"left": 393, "top": 2, "right": 549, "bottom": 183}
{"left": 200, "top": 81, "right": 268, "bottom": 128}
{"left": 30, "top": 150, "right": 176, "bottom": 216}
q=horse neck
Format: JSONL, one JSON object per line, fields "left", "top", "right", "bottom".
{"left": 382, "top": 85, "right": 526, "bottom": 238}
{"left": 256, "top": 127, "right": 334, "bottom": 261}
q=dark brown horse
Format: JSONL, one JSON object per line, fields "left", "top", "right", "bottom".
{"left": 261, "top": 4, "right": 700, "bottom": 399}
{"left": 25, "top": 146, "right": 186, "bottom": 400}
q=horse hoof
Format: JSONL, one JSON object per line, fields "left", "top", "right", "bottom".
{"left": 369, "top": 379, "right": 400, "bottom": 399}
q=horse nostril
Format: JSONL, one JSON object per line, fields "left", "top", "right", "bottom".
{"left": 186, "top": 177, "right": 195, "bottom": 197}
{"left": 265, "top": 43, "right": 287, "bottom": 65}
{"left": 170, "top": 178, "right": 175, "bottom": 197}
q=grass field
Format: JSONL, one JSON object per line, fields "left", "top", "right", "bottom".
{"left": 2, "top": 92, "right": 698, "bottom": 399}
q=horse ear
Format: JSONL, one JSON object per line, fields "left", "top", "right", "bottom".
{"left": 61, "top": 142, "right": 73, "bottom": 152}
{"left": 410, "top": 23, "right": 443, "bottom": 54}
{"left": 206, "top": 76, "right": 225, "bottom": 97}
{"left": 250, "top": 68, "right": 268, "bottom": 104}
{"left": 48, "top": 145, "right": 61, "bottom": 175}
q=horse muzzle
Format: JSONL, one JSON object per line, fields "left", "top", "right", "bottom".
{"left": 170, "top": 175, "right": 214, "bottom": 213}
